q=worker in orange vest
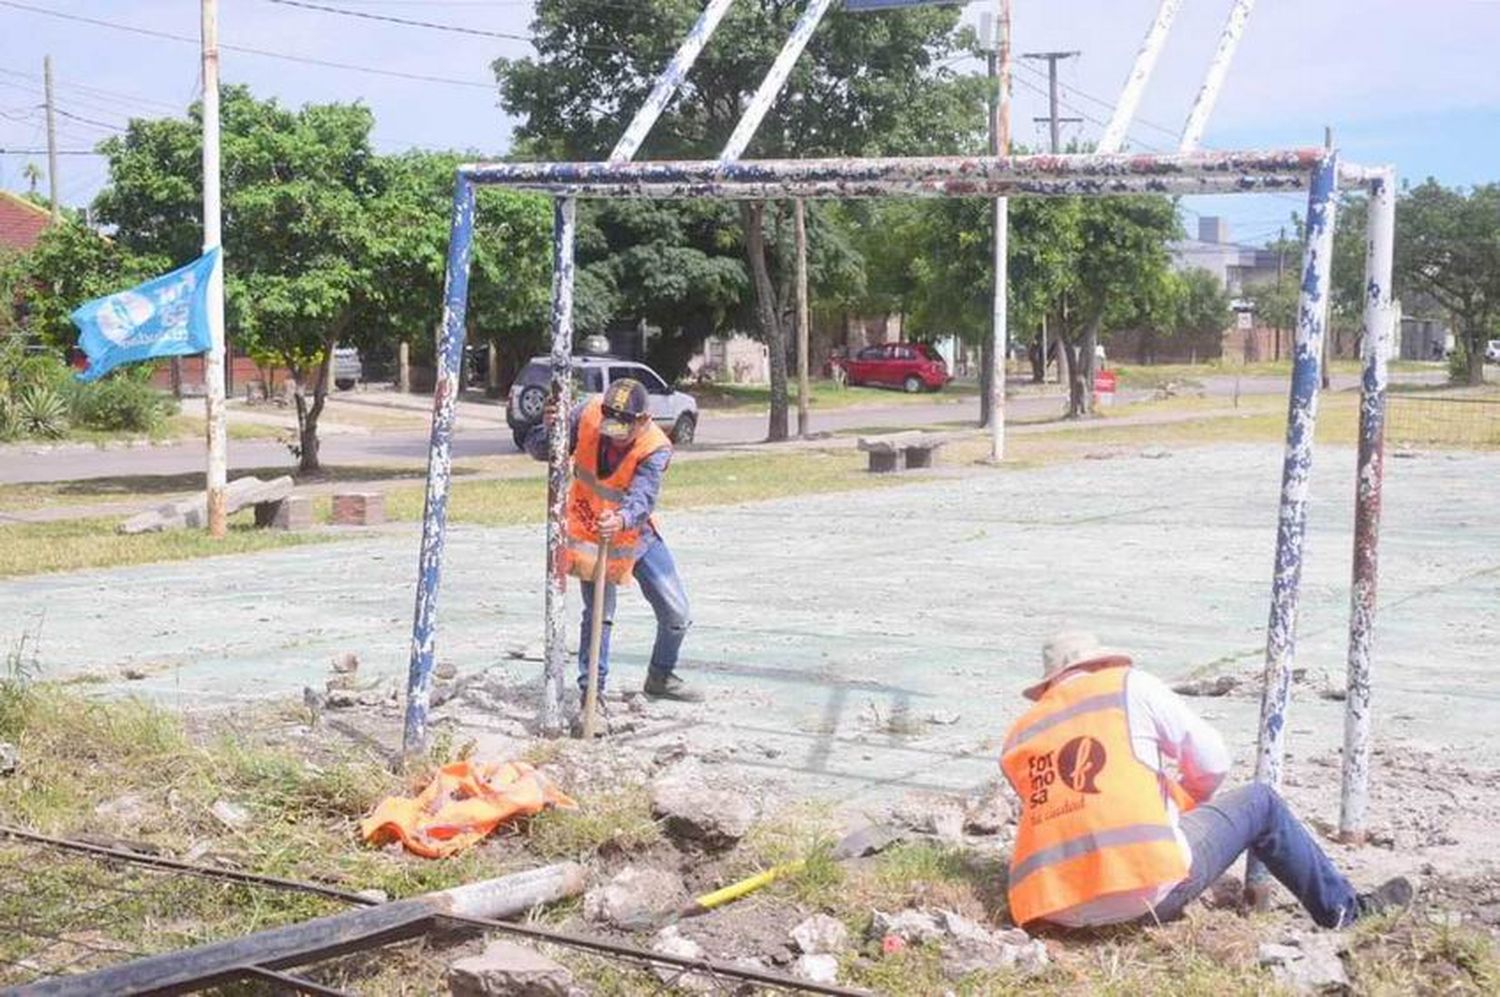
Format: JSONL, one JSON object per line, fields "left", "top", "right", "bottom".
{"left": 531, "top": 379, "right": 701, "bottom": 735}
{"left": 1000, "top": 632, "right": 1412, "bottom": 930}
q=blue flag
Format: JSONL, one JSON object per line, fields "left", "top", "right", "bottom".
{"left": 71, "top": 248, "right": 220, "bottom": 383}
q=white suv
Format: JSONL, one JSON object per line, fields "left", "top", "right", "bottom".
{"left": 506, "top": 356, "right": 698, "bottom": 449}
{"left": 1486, "top": 339, "right": 1500, "bottom": 364}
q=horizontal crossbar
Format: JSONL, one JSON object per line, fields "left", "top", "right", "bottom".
{"left": 455, "top": 148, "right": 1369, "bottom": 200}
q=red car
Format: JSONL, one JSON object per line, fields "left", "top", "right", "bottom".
{"left": 842, "top": 342, "right": 951, "bottom": 393}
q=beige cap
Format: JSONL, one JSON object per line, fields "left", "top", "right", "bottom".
{"left": 1023, "top": 631, "right": 1133, "bottom": 701}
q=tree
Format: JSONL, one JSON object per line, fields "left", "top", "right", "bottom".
{"left": 1168, "top": 268, "right": 1232, "bottom": 360}
{"left": 22, "top": 163, "right": 42, "bottom": 196}
{"left": 497, "top": 0, "right": 986, "bottom": 439}
{"left": 13, "top": 220, "right": 156, "bottom": 350}
{"left": 1395, "top": 180, "right": 1500, "bottom": 385}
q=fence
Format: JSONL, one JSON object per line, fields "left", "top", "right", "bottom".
{"left": 1386, "top": 393, "right": 1500, "bottom": 449}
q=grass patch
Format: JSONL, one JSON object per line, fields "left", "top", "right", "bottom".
{"left": 525, "top": 785, "right": 661, "bottom": 861}
{"left": 0, "top": 514, "right": 341, "bottom": 578}
{"left": 737, "top": 802, "right": 846, "bottom": 909}
{"left": 1347, "top": 913, "right": 1500, "bottom": 995}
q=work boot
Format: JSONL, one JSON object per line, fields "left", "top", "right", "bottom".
{"left": 643, "top": 671, "right": 703, "bottom": 702}
{"left": 569, "top": 694, "right": 612, "bottom": 739}
{"left": 1354, "top": 877, "right": 1415, "bottom": 921}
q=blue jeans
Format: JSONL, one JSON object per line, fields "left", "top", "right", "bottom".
{"left": 578, "top": 533, "right": 691, "bottom": 695}
{"left": 1155, "top": 784, "right": 1359, "bottom": 928}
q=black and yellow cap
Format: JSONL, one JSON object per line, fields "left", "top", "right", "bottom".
{"left": 600, "top": 378, "right": 649, "bottom": 440}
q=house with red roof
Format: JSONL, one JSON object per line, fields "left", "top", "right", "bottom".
{"left": 0, "top": 191, "right": 52, "bottom": 253}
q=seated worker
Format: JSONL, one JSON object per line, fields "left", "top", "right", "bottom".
{"left": 1000, "top": 632, "right": 1412, "bottom": 930}
{"left": 527, "top": 378, "right": 700, "bottom": 735}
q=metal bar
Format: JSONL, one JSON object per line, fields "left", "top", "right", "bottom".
{"left": 0, "top": 825, "right": 372, "bottom": 906}
{"left": 609, "top": 0, "right": 737, "bottom": 164}
{"left": 1098, "top": 0, "right": 1182, "bottom": 153}
{"left": 1179, "top": 0, "right": 1257, "bottom": 151}
{"left": 1340, "top": 166, "right": 1397, "bottom": 844}
{"left": 541, "top": 198, "right": 577, "bottom": 735}
{"left": 1248, "top": 151, "right": 1338, "bottom": 892}
{"left": 401, "top": 175, "right": 476, "bottom": 758}
{"left": 463, "top": 148, "right": 1329, "bottom": 187}
{"left": 20, "top": 865, "right": 586, "bottom": 997}
{"left": 478, "top": 174, "right": 1310, "bottom": 201}
{"left": 987, "top": 0, "right": 1011, "bottom": 459}
{"left": 235, "top": 964, "right": 352, "bottom": 996}
{"left": 437, "top": 913, "right": 869, "bottom": 997}
{"left": 718, "top": 0, "right": 839, "bottom": 163}
{"left": 794, "top": 198, "right": 810, "bottom": 437}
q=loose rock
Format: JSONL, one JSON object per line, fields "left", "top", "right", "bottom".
{"left": 650, "top": 760, "right": 757, "bottom": 848}
{"left": 584, "top": 866, "right": 687, "bottom": 929}
{"left": 331, "top": 652, "right": 360, "bottom": 674}
{"left": 650, "top": 925, "right": 712, "bottom": 994}
{"left": 448, "top": 940, "right": 574, "bottom": 997}
{"left": 963, "top": 783, "right": 1014, "bottom": 836}
{"left": 1259, "top": 935, "right": 1349, "bottom": 994}
{"left": 793, "top": 953, "right": 840, "bottom": 985}
{"left": 121, "top": 667, "right": 148, "bottom": 681}
{"left": 210, "top": 799, "right": 251, "bottom": 830}
{"left": 1173, "top": 674, "right": 1240, "bottom": 697}
{"left": 436, "top": 660, "right": 459, "bottom": 681}
{"left": 791, "top": 913, "right": 849, "bottom": 955}
{"left": 0, "top": 741, "right": 17, "bottom": 776}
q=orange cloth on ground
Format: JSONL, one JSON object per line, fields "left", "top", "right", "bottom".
{"left": 360, "top": 760, "right": 575, "bottom": 859}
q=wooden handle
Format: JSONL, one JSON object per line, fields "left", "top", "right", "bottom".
{"left": 580, "top": 538, "right": 611, "bottom": 739}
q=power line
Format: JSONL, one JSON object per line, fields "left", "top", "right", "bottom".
{"left": 262, "top": 0, "right": 529, "bottom": 40}
{"left": 0, "top": 148, "right": 102, "bottom": 155}
{"left": 0, "top": 0, "right": 498, "bottom": 90}
{"left": 51, "top": 106, "right": 126, "bottom": 133}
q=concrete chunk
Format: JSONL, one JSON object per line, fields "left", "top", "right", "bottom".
{"left": 448, "top": 940, "right": 573, "bottom": 997}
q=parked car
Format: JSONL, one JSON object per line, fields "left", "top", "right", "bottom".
{"left": 842, "top": 342, "right": 951, "bottom": 392}
{"left": 1486, "top": 339, "right": 1500, "bottom": 364}
{"left": 506, "top": 355, "right": 698, "bottom": 449}
{"left": 332, "top": 346, "right": 362, "bottom": 390}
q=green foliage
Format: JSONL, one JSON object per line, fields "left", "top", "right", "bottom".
{"left": 15, "top": 384, "right": 68, "bottom": 438}
{"left": 69, "top": 370, "right": 177, "bottom": 433}
{"left": 1396, "top": 179, "right": 1500, "bottom": 385}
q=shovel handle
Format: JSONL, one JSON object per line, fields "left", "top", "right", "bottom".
{"left": 581, "top": 537, "right": 610, "bottom": 739}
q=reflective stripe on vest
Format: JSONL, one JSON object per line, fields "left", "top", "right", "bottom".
{"left": 1008, "top": 823, "right": 1181, "bottom": 889}
{"left": 574, "top": 464, "right": 627, "bottom": 503}
{"left": 999, "top": 665, "right": 1189, "bottom": 926}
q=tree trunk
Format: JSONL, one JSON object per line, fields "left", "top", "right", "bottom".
{"left": 1063, "top": 317, "right": 1101, "bottom": 418}
{"left": 742, "top": 201, "right": 789, "bottom": 441}
{"left": 1028, "top": 334, "right": 1044, "bottom": 383}
{"left": 1465, "top": 330, "right": 1487, "bottom": 385}
{"left": 293, "top": 334, "right": 338, "bottom": 475}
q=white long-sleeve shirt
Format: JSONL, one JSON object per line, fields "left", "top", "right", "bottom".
{"left": 1042, "top": 667, "right": 1232, "bottom": 927}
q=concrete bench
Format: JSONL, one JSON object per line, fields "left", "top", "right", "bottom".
{"left": 856, "top": 431, "right": 950, "bottom": 473}
{"left": 121, "top": 475, "right": 298, "bottom": 534}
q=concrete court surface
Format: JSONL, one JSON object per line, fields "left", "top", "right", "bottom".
{"left": 3, "top": 442, "right": 1497, "bottom": 813}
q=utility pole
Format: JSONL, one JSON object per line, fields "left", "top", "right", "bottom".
{"left": 1321, "top": 125, "right": 1334, "bottom": 388}
{"left": 1022, "top": 51, "right": 1082, "bottom": 153}
{"left": 980, "top": 3, "right": 1011, "bottom": 459}
{"left": 794, "top": 199, "right": 810, "bottom": 438}
{"left": 1275, "top": 224, "right": 1286, "bottom": 363}
{"left": 201, "top": 0, "right": 229, "bottom": 538}
{"left": 42, "top": 55, "right": 59, "bottom": 223}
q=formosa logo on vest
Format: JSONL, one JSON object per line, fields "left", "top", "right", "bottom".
{"left": 1026, "top": 735, "right": 1109, "bottom": 825}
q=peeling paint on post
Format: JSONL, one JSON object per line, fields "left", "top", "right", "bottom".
{"left": 1179, "top": 0, "right": 1257, "bottom": 151}
{"left": 403, "top": 175, "right": 476, "bottom": 758}
{"left": 611, "top": 0, "right": 737, "bottom": 163}
{"left": 541, "top": 198, "right": 578, "bottom": 736}
{"left": 719, "top": 0, "right": 839, "bottom": 163}
{"left": 1248, "top": 152, "right": 1337, "bottom": 890}
{"left": 1340, "top": 167, "right": 1396, "bottom": 843}
{"left": 1098, "top": 0, "right": 1183, "bottom": 154}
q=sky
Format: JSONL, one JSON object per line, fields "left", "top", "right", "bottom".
{"left": 2, "top": 0, "right": 1498, "bottom": 249}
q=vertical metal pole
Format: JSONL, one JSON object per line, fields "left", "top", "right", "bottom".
{"left": 1340, "top": 167, "right": 1396, "bottom": 844}
{"left": 402, "top": 176, "right": 476, "bottom": 758}
{"left": 1248, "top": 152, "right": 1337, "bottom": 892}
{"left": 1179, "top": 0, "right": 1257, "bottom": 152}
{"left": 719, "top": 0, "right": 839, "bottom": 163}
{"left": 989, "top": 0, "right": 1011, "bottom": 462}
{"left": 1098, "top": 0, "right": 1183, "bottom": 154}
{"left": 200, "top": 0, "right": 228, "bottom": 539}
{"left": 541, "top": 198, "right": 576, "bottom": 735}
{"left": 795, "top": 198, "right": 810, "bottom": 438}
{"left": 540, "top": 0, "right": 734, "bottom": 731}
{"left": 42, "top": 55, "right": 59, "bottom": 223}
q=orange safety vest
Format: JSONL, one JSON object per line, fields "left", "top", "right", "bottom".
{"left": 564, "top": 398, "right": 672, "bottom": 586}
{"left": 999, "top": 665, "right": 1193, "bottom": 927}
